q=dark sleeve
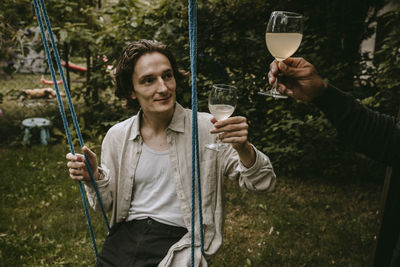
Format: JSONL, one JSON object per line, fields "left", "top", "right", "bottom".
{"left": 312, "top": 84, "right": 400, "bottom": 166}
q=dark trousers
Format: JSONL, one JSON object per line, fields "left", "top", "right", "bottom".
{"left": 95, "top": 218, "right": 187, "bottom": 267}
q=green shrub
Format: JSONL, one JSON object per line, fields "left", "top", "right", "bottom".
{"left": 1, "top": 0, "right": 394, "bottom": 180}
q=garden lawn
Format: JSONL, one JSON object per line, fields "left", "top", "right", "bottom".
{"left": 0, "top": 144, "right": 381, "bottom": 266}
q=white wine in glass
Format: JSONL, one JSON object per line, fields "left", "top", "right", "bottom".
{"left": 208, "top": 104, "right": 235, "bottom": 121}
{"left": 265, "top": 32, "right": 303, "bottom": 61}
{"left": 205, "top": 84, "right": 237, "bottom": 151}
{"left": 259, "top": 11, "right": 304, "bottom": 99}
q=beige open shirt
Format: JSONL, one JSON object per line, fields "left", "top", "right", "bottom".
{"left": 84, "top": 103, "right": 276, "bottom": 266}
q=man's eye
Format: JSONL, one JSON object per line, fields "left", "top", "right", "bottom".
{"left": 143, "top": 77, "right": 154, "bottom": 84}
{"left": 163, "top": 72, "right": 173, "bottom": 80}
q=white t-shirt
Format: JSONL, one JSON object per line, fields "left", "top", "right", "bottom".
{"left": 127, "top": 143, "right": 185, "bottom": 228}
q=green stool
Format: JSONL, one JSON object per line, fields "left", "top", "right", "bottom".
{"left": 22, "top": 117, "right": 51, "bottom": 145}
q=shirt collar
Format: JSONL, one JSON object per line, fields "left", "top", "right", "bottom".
{"left": 168, "top": 103, "right": 185, "bottom": 133}
{"left": 128, "top": 102, "right": 185, "bottom": 141}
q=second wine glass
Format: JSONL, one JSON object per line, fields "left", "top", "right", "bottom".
{"left": 259, "top": 11, "right": 304, "bottom": 99}
{"left": 205, "top": 84, "right": 237, "bottom": 151}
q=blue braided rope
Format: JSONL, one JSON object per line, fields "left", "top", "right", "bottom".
{"left": 37, "top": 0, "right": 110, "bottom": 234}
{"left": 35, "top": 0, "right": 203, "bottom": 262}
{"left": 188, "top": 0, "right": 204, "bottom": 266}
{"left": 32, "top": 0, "right": 99, "bottom": 258}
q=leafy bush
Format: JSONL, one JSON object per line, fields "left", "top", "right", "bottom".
{"left": 134, "top": 0, "right": 389, "bottom": 179}
{"left": 1, "top": 0, "right": 395, "bottom": 180}
{"left": 367, "top": 10, "right": 400, "bottom": 116}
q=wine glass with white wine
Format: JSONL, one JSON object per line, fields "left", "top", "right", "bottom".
{"left": 259, "top": 11, "right": 304, "bottom": 99}
{"left": 205, "top": 84, "right": 237, "bottom": 151}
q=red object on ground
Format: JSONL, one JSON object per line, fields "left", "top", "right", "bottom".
{"left": 40, "top": 60, "right": 87, "bottom": 85}
{"left": 40, "top": 75, "right": 62, "bottom": 85}
{"left": 61, "top": 61, "right": 87, "bottom": 72}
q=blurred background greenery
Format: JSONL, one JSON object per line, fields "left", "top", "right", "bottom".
{"left": 1, "top": 0, "right": 399, "bottom": 178}
{"left": 0, "top": 0, "right": 399, "bottom": 265}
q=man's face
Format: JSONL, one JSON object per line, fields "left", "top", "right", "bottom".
{"left": 131, "top": 52, "right": 177, "bottom": 117}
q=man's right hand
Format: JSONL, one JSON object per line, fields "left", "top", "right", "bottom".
{"left": 268, "top": 57, "right": 327, "bottom": 102}
{"left": 66, "top": 146, "right": 100, "bottom": 182}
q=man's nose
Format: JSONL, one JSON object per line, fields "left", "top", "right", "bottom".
{"left": 157, "top": 77, "right": 168, "bottom": 93}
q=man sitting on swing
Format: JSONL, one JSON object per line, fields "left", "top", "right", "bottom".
{"left": 66, "top": 39, "right": 276, "bottom": 267}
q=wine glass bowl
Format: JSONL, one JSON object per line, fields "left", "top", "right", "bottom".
{"left": 259, "top": 11, "right": 304, "bottom": 98}
{"left": 205, "top": 84, "right": 237, "bottom": 151}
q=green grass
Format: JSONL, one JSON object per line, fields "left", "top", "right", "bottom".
{"left": 214, "top": 176, "right": 380, "bottom": 266}
{"left": 0, "top": 144, "right": 381, "bottom": 266}
{"left": 0, "top": 144, "right": 106, "bottom": 266}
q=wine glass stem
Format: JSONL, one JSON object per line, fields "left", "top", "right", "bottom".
{"left": 216, "top": 135, "right": 222, "bottom": 151}
{"left": 273, "top": 76, "right": 279, "bottom": 92}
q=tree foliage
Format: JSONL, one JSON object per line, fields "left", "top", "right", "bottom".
{"left": 0, "top": 0, "right": 33, "bottom": 76}
{"left": 1, "top": 0, "right": 398, "bottom": 179}
{"left": 366, "top": 9, "right": 400, "bottom": 116}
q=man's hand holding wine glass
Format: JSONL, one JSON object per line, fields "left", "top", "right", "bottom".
{"left": 268, "top": 57, "right": 327, "bottom": 102}
{"left": 210, "top": 116, "right": 256, "bottom": 168}
{"left": 210, "top": 116, "right": 249, "bottom": 149}
{"left": 205, "top": 84, "right": 256, "bottom": 167}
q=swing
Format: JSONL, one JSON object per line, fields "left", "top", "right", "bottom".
{"left": 32, "top": 0, "right": 204, "bottom": 265}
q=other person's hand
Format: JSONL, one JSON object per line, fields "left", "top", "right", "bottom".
{"left": 268, "top": 57, "right": 327, "bottom": 102}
